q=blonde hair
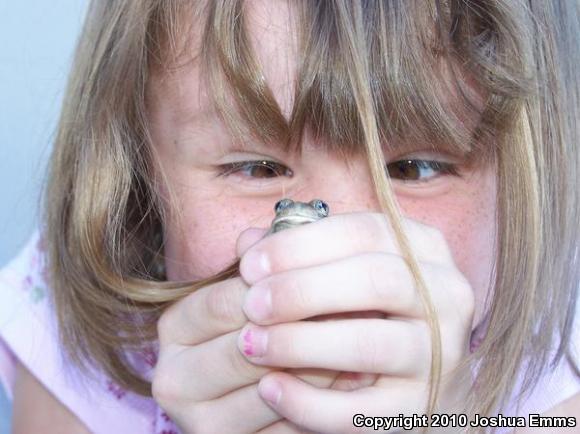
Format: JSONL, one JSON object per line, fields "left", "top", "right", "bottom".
{"left": 41, "top": 0, "right": 579, "bottom": 431}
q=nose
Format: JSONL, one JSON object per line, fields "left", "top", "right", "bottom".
{"left": 295, "top": 154, "right": 383, "bottom": 216}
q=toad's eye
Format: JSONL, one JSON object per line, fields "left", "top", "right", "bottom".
{"left": 386, "top": 159, "right": 460, "bottom": 182}
{"left": 274, "top": 199, "right": 293, "bottom": 213}
{"left": 310, "top": 199, "right": 329, "bottom": 216}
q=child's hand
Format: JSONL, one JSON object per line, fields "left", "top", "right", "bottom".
{"left": 151, "top": 228, "right": 366, "bottom": 434}
{"left": 238, "top": 213, "right": 475, "bottom": 433}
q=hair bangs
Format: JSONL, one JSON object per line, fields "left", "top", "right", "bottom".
{"left": 184, "top": 0, "right": 528, "bottom": 167}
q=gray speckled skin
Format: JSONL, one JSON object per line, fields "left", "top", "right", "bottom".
{"left": 266, "top": 199, "right": 329, "bottom": 236}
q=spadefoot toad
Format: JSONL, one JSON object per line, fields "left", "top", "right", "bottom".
{"left": 267, "top": 199, "right": 329, "bottom": 235}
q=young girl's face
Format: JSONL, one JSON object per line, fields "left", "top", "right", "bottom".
{"left": 146, "top": 0, "right": 496, "bottom": 330}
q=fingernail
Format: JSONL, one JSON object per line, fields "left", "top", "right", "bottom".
{"left": 239, "top": 325, "right": 268, "bottom": 358}
{"left": 241, "top": 250, "right": 270, "bottom": 283}
{"left": 259, "top": 377, "right": 281, "bottom": 406}
{"left": 243, "top": 283, "right": 272, "bottom": 322}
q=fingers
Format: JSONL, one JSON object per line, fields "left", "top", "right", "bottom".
{"left": 153, "top": 342, "right": 341, "bottom": 433}
{"left": 185, "top": 374, "right": 338, "bottom": 434}
{"left": 239, "top": 213, "right": 454, "bottom": 284}
{"left": 154, "top": 330, "right": 340, "bottom": 403}
{"left": 237, "top": 318, "right": 433, "bottom": 377}
{"left": 157, "top": 276, "right": 248, "bottom": 347}
{"left": 254, "top": 372, "right": 425, "bottom": 434}
{"left": 153, "top": 330, "right": 271, "bottom": 402}
{"left": 330, "top": 372, "right": 378, "bottom": 391}
{"left": 160, "top": 382, "right": 281, "bottom": 434}
{"left": 237, "top": 227, "right": 270, "bottom": 257}
{"left": 256, "top": 420, "right": 307, "bottom": 434}
{"left": 242, "top": 253, "right": 474, "bottom": 325}
{"left": 156, "top": 225, "right": 269, "bottom": 348}
{"left": 244, "top": 253, "right": 418, "bottom": 324}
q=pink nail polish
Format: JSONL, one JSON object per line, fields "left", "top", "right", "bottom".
{"left": 240, "top": 326, "right": 268, "bottom": 358}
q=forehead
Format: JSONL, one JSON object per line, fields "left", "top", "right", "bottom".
{"left": 145, "top": 0, "right": 492, "bottom": 164}
{"left": 148, "top": 0, "right": 300, "bottom": 126}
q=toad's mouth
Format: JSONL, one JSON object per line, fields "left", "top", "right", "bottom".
{"left": 275, "top": 215, "right": 319, "bottom": 225}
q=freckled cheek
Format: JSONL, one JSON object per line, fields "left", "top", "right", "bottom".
{"left": 443, "top": 204, "right": 495, "bottom": 287}
{"left": 398, "top": 195, "right": 496, "bottom": 327}
{"left": 444, "top": 206, "right": 495, "bottom": 327}
{"left": 163, "top": 203, "right": 269, "bottom": 281}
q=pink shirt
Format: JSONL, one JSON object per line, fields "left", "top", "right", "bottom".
{"left": 0, "top": 229, "right": 180, "bottom": 433}
{"left": 0, "top": 228, "right": 578, "bottom": 433}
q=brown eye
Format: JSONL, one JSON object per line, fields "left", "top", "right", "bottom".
{"left": 248, "top": 161, "right": 278, "bottom": 178}
{"left": 219, "top": 160, "right": 293, "bottom": 179}
{"left": 386, "top": 159, "right": 459, "bottom": 182}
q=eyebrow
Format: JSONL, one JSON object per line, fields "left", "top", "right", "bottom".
{"left": 174, "top": 104, "right": 217, "bottom": 127}
{"left": 173, "top": 101, "right": 478, "bottom": 162}
{"left": 175, "top": 107, "right": 283, "bottom": 156}
{"left": 175, "top": 108, "right": 277, "bottom": 150}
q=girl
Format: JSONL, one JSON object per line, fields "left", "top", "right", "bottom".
{"left": 1, "top": 0, "right": 578, "bottom": 433}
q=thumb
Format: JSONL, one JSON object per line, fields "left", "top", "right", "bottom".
{"left": 236, "top": 227, "right": 269, "bottom": 258}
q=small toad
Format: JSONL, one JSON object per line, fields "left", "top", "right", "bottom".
{"left": 267, "top": 199, "right": 330, "bottom": 235}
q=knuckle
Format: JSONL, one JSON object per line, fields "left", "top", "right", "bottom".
{"left": 366, "top": 254, "right": 418, "bottom": 315}
{"left": 409, "top": 321, "right": 432, "bottom": 377}
{"left": 388, "top": 256, "right": 419, "bottom": 313}
{"left": 441, "top": 323, "right": 466, "bottom": 369}
{"left": 156, "top": 307, "right": 176, "bottom": 346}
{"left": 406, "top": 218, "right": 452, "bottom": 264}
{"left": 343, "top": 213, "right": 379, "bottom": 250}
{"left": 152, "top": 351, "right": 220, "bottom": 426}
{"left": 427, "top": 225, "right": 447, "bottom": 246}
{"left": 446, "top": 271, "right": 475, "bottom": 323}
{"left": 292, "top": 400, "right": 315, "bottom": 430}
{"left": 151, "top": 357, "right": 182, "bottom": 407}
{"left": 272, "top": 326, "right": 300, "bottom": 364}
{"left": 426, "top": 226, "right": 453, "bottom": 262}
{"left": 448, "top": 339, "right": 466, "bottom": 368}
{"left": 342, "top": 214, "right": 364, "bottom": 249}
{"left": 368, "top": 213, "right": 392, "bottom": 247}
{"left": 426, "top": 262, "right": 474, "bottom": 324}
{"left": 420, "top": 261, "right": 444, "bottom": 303}
{"left": 355, "top": 329, "right": 381, "bottom": 372}
{"left": 456, "top": 276, "right": 475, "bottom": 320}
{"left": 188, "top": 403, "right": 216, "bottom": 433}
{"left": 366, "top": 254, "right": 389, "bottom": 300}
{"left": 284, "top": 276, "right": 313, "bottom": 315}
{"left": 205, "top": 283, "right": 238, "bottom": 325}
{"left": 229, "top": 340, "right": 264, "bottom": 380}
